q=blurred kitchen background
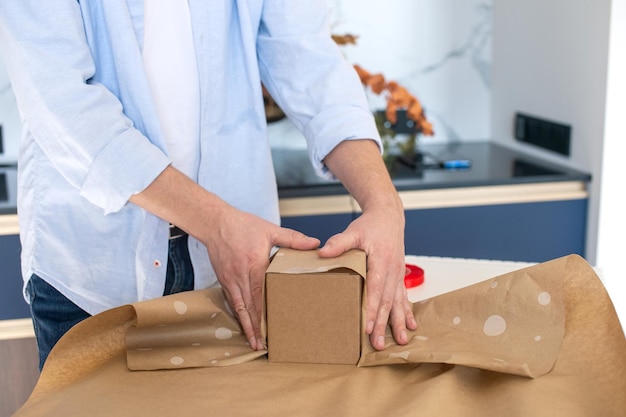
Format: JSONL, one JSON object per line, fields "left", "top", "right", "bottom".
{"left": 1, "top": 1, "right": 624, "bottom": 415}
{"left": 1, "top": 0, "right": 624, "bottom": 316}
{"left": 268, "top": 0, "right": 624, "bottom": 286}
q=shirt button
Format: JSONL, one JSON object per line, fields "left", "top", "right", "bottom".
{"left": 153, "top": 260, "right": 162, "bottom": 268}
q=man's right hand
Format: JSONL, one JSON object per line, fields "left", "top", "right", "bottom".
{"left": 130, "top": 166, "right": 320, "bottom": 351}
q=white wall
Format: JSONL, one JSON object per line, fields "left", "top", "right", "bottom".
{"left": 597, "top": 0, "right": 626, "bottom": 322}
{"left": 329, "top": 0, "right": 492, "bottom": 143}
{"left": 491, "top": 0, "right": 613, "bottom": 264}
{"left": 270, "top": 0, "right": 493, "bottom": 148}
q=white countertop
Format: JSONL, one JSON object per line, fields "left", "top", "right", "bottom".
{"left": 405, "top": 255, "right": 534, "bottom": 303}
{"left": 406, "top": 255, "right": 624, "bottom": 335}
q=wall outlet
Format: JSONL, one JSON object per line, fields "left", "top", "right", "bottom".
{"left": 514, "top": 113, "right": 571, "bottom": 156}
{"left": 0, "top": 173, "right": 7, "bottom": 202}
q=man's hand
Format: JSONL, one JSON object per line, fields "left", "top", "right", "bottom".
{"left": 130, "top": 166, "right": 320, "bottom": 351}
{"left": 319, "top": 204, "right": 414, "bottom": 350}
{"left": 200, "top": 203, "right": 319, "bottom": 351}
{"left": 321, "top": 139, "right": 417, "bottom": 350}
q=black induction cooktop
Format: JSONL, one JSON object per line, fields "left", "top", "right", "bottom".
{"left": 272, "top": 141, "right": 591, "bottom": 198}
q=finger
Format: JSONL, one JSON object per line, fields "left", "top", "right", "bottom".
{"left": 364, "top": 269, "right": 383, "bottom": 336}
{"left": 365, "top": 269, "right": 395, "bottom": 351}
{"left": 405, "top": 295, "right": 418, "bottom": 330}
{"left": 223, "top": 287, "right": 259, "bottom": 350}
{"left": 369, "top": 300, "right": 394, "bottom": 351}
{"left": 366, "top": 256, "right": 409, "bottom": 350}
{"left": 240, "top": 300, "right": 263, "bottom": 352}
{"left": 249, "top": 262, "right": 269, "bottom": 350}
{"left": 272, "top": 227, "right": 320, "bottom": 251}
{"left": 318, "top": 231, "right": 359, "bottom": 258}
{"left": 388, "top": 287, "right": 412, "bottom": 346}
{"left": 222, "top": 268, "right": 265, "bottom": 352}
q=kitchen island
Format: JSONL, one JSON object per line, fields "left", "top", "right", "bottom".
{"left": 273, "top": 141, "right": 591, "bottom": 263}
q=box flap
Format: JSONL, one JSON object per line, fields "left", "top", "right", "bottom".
{"left": 267, "top": 248, "right": 366, "bottom": 278}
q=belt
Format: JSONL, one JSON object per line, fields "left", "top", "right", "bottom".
{"left": 169, "top": 224, "right": 188, "bottom": 240}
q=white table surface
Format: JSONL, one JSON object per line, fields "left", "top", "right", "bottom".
{"left": 405, "top": 255, "right": 625, "bottom": 335}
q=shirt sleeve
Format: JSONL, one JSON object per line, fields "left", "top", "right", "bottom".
{"left": 0, "top": 2, "right": 170, "bottom": 214}
{"left": 256, "top": 1, "right": 382, "bottom": 179}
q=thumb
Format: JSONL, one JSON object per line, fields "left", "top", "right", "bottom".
{"left": 272, "top": 226, "right": 320, "bottom": 250}
{"left": 318, "top": 231, "right": 359, "bottom": 258}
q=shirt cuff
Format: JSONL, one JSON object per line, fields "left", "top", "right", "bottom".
{"left": 80, "top": 129, "right": 171, "bottom": 214}
{"left": 304, "top": 106, "right": 382, "bottom": 180}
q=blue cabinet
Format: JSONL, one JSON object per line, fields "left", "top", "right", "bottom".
{"left": 281, "top": 196, "right": 588, "bottom": 264}
{"left": 275, "top": 143, "right": 591, "bottom": 264}
{"left": 280, "top": 212, "right": 354, "bottom": 245}
{"left": 0, "top": 234, "right": 29, "bottom": 320}
{"left": 403, "top": 199, "right": 587, "bottom": 263}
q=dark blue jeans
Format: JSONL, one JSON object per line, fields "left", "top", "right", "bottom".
{"left": 27, "top": 235, "right": 194, "bottom": 370}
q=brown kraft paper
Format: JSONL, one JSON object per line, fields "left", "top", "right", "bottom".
{"left": 127, "top": 249, "right": 563, "bottom": 377}
{"left": 11, "top": 254, "right": 626, "bottom": 417}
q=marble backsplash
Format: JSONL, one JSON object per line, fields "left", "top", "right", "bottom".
{"left": 271, "top": 0, "right": 492, "bottom": 149}
{"left": 0, "top": 0, "right": 492, "bottom": 160}
{"left": 332, "top": 0, "right": 492, "bottom": 141}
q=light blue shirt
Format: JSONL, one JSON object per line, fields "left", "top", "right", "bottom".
{"left": 0, "top": 1, "right": 380, "bottom": 315}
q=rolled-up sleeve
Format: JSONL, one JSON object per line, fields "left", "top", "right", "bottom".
{"left": 0, "top": 1, "right": 170, "bottom": 214}
{"left": 256, "top": 0, "right": 381, "bottom": 179}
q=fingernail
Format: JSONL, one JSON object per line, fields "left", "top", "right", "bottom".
{"left": 257, "top": 338, "right": 266, "bottom": 350}
{"left": 401, "top": 330, "right": 408, "bottom": 344}
{"left": 248, "top": 337, "right": 257, "bottom": 350}
{"left": 377, "top": 335, "right": 385, "bottom": 350}
{"left": 366, "top": 321, "right": 374, "bottom": 334}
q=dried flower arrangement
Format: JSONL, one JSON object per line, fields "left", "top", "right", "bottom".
{"left": 263, "top": 32, "right": 434, "bottom": 162}
{"left": 332, "top": 33, "right": 434, "bottom": 165}
{"left": 332, "top": 34, "right": 433, "bottom": 137}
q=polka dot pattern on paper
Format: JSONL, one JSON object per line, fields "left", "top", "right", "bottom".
{"left": 215, "top": 327, "right": 233, "bottom": 340}
{"left": 483, "top": 315, "right": 507, "bottom": 336}
{"left": 538, "top": 292, "right": 551, "bottom": 306}
{"left": 127, "top": 289, "right": 268, "bottom": 371}
{"left": 446, "top": 290, "right": 554, "bottom": 339}
{"left": 170, "top": 356, "right": 184, "bottom": 366}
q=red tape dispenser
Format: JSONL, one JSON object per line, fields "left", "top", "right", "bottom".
{"left": 404, "top": 264, "right": 425, "bottom": 288}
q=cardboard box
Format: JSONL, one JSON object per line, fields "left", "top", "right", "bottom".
{"left": 265, "top": 248, "right": 366, "bottom": 365}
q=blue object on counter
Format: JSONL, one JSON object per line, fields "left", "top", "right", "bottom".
{"left": 441, "top": 159, "right": 472, "bottom": 170}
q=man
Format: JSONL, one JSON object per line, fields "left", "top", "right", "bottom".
{"left": 0, "top": 0, "right": 416, "bottom": 368}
